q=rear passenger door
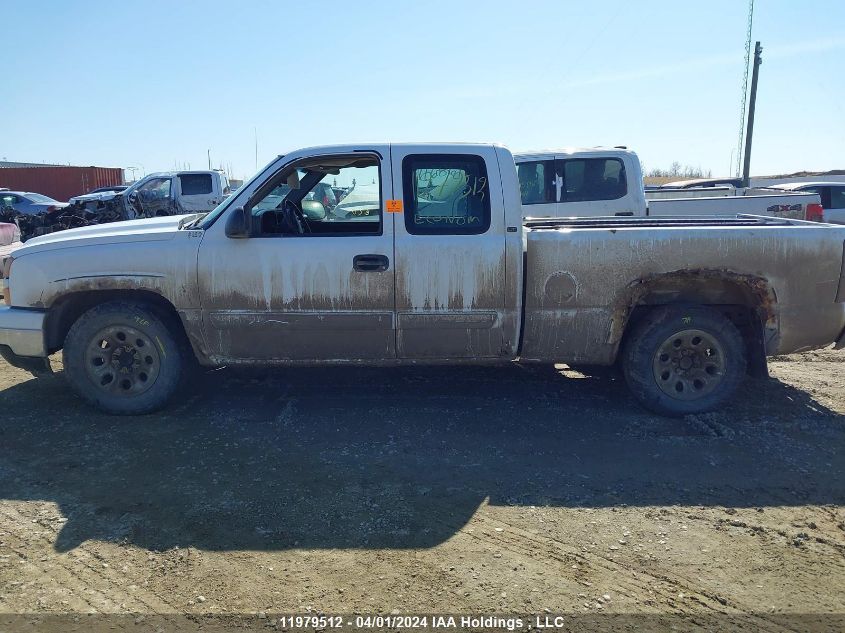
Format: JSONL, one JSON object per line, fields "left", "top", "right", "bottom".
{"left": 555, "top": 155, "right": 633, "bottom": 217}
{"left": 390, "top": 146, "right": 508, "bottom": 359}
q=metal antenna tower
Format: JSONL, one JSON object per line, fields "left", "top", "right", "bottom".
{"left": 735, "top": 0, "right": 754, "bottom": 177}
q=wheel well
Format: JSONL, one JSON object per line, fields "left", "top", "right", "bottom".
{"left": 618, "top": 271, "right": 775, "bottom": 378}
{"left": 45, "top": 290, "right": 185, "bottom": 354}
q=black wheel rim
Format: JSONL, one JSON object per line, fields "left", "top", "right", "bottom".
{"left": 651, "top": 329, "right": 726, "bottom": 401}
{"left": 84, "top": 325, "right": 161, "bottom": 397}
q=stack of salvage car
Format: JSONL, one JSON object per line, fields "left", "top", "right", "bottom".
{"left": 1, "top": 170, "right": 229, "bottom": 241}
{"left": 0, "top": 203, "right": 118, "bottom": 242}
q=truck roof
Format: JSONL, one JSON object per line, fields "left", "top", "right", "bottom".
{"left": 660, "top": 177, "right": 744, "bottom": 189}
{"left": 514, "top": 147, "right": 638, "bottom": 160}
{"left": 767, "top": 181, "right": 841, "bottom": 191}
{"left": 281, "top": 142, "right": 504, "bottom": 156}
{"left": 143, "top": 170, "right": 222, "bottom": 178}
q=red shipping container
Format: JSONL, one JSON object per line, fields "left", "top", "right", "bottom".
{"left": 0, "top": 166, "right": 124, "bottom": 202}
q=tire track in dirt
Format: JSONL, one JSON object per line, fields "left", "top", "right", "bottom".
{"left": 439, "top": 508, "right": 806, "bottom": 632}
{"left": 0, "top": 505, "right": 178, "bottom": 612}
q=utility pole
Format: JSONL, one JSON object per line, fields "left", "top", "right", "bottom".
{"left": 735, "top": 0, "right": 754, "bottom": 177}
{"left": 207, "top": 149, "right": 212, "bottom": 170}
{"left": 741, "top": 41, "right": 763, "bottom": 187}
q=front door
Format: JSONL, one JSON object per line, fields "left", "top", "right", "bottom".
{"left": 197, "top": 147, "right": 395, "bottom": 362}
{"left": 390, "top": 145, "right": 507, "bottom": 359}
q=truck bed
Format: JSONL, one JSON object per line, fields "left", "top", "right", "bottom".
{"left": 519, "top": 216, "right": 845, "bottom": 365}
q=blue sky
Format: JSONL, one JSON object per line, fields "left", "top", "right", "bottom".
{"left": 2, "top": 0, "right": 843, "bottom": 180}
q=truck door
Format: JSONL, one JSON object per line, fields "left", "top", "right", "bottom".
{"left": 196, "top": 147, "right": 396, "bottom": 361}
{"left": 555, "top": 154, "right": 638, "bottom": 217}
{"left": 390, "top": 145, "right": 508, "bottom": 359}
{"left": 178, "top": 172, "right": 220, "bottom": 213}
{"left": 128, "top": 176, "right": 176, "bottom": 217}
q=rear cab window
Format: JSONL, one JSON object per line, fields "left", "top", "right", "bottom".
{"left": 402, "top": 154, "right": 491, "bottom": 235}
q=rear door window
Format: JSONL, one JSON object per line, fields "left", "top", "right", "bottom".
{"left": 829, "top": 186, "right": 845, "bottom": 210}
{"left": 517, "top": 160, "right": 555, "bottom": 204}
{"left": 402, "top": 154, "right": 491, "bottom": 235}
{"left": 557, "top": 158, "right": 627, "bottom": 202}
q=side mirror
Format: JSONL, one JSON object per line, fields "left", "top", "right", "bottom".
{"left": 225, "top": 206, "right": 251, "bottom": 238}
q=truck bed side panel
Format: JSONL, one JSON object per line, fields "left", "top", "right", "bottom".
{"left": 648, "top": 192, "right": 819, "bottom": 219}
{"left": 520, "top": 225, "right": 845, "bottom": 363}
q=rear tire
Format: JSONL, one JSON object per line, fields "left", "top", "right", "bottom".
{"left": 622, "top": 305, "right": 746, "bottom": 417}
{"left": 63, "top": 301, "right": 185, "bottom": 414}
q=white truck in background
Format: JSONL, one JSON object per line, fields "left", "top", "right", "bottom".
{"left": 69, "top": 170, "right": 231, "bottom": 220}
{"left": 515, "top": 148, "right": 824, "bottom": 221}
{"left": 765, "top": 181, "right": 845, "bottom": 225}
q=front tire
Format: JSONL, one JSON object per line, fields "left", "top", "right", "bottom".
{"left": 63, "top": 301, "right": 185, "bottom": 414}
{"left": 622, "top": 306, "right": 746, "bottom": 417}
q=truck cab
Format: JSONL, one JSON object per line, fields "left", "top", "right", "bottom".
{"left": 514, "top": 149, "right": 823, "bottom": 221}
{"left": 196, "top": 143, "right": 522, "bottom": 362}
{"left": 127, "top": 170, "right": 230, "bottom": 218}
{"left": 515, "top": 148, "right": 645, "bottom": 218}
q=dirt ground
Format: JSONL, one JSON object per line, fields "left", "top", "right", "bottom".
{"left": 0, "top": 349, "right": 843, "bottom": 631}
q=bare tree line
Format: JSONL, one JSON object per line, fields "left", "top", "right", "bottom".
{"left": 643, "top": 162, "right": 713, "bottom": 179}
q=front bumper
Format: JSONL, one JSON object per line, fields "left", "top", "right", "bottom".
{"left": 0, "top": 306, "right": 50, "bottom": 373}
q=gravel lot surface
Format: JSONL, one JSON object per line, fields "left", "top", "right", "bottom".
{"left": 0, "top": 350, "right": 843, "bottom": 631}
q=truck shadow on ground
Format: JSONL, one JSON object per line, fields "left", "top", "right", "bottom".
{"left": 0, "top": 364, "right": 842, "bottom": 553}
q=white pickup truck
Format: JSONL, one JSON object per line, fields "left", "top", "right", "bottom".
{"left": 69, "top": 170, "right": 231, "bottom": 220}
{"left": 1, "top": 143, "right": 844, "bottom": 417}
{"left": 515, "top": 148, "right": 824, "bottom": 221}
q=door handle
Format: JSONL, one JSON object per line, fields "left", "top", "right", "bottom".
{"left": 614, "top": 211, "right": 634, "bottom": 216}
{"left": 353, "top": 254, "right": 389, "bottom": 272}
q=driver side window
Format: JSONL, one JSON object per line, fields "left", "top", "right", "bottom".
{"left": 251, "top": 156, "right": 382, "bottom": 237}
